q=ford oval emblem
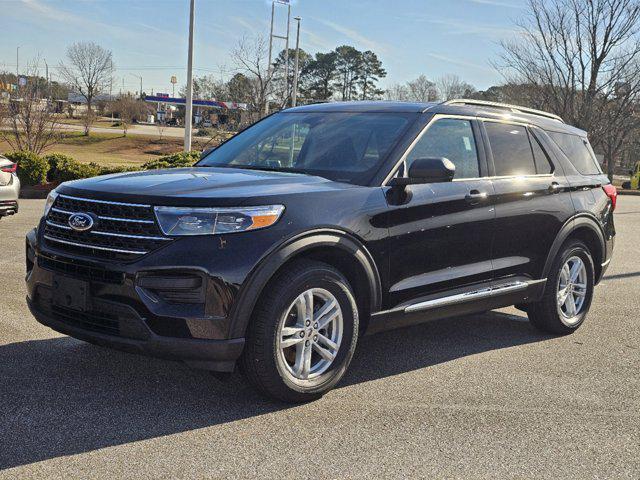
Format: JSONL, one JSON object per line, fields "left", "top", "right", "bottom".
{"left": 68, "top": 212, "right": 94, "bottom": 232}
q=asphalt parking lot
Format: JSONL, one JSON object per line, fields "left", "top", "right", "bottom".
{"left": 1, "top": 198, "right": 638, "bottom": 479}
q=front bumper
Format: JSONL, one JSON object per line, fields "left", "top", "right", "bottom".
{"left": 24, "top": 226, "right": 260, "bottom": 372}
{"left": 27, "top": 297, "right": 244, "bottom": 371}
{"left": 0, "top": 200, "right": 18, "bottom": 216}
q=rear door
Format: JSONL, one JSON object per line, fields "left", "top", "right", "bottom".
{"left": 385, "top": 116, "right": 496, "bottom": 307}
{"left": 483, "top": 120, "right": 574, "bottom": 281}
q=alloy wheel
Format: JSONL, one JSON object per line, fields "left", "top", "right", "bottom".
{"left": 276, "top": 288, "right": 343, "bottom": 383}
{"left": 557, "top": 255, "right": 588, "bottom": 324}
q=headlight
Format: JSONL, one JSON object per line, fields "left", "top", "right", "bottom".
{"left": 154, "top": 205, "right": 285, "bottom": 236}
{"left": 43, "top": 190, "right": 58, "bottom": 217}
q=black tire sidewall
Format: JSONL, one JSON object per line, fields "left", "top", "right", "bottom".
{"left": 249, "top": 262, "right": 359, "bottom": 400}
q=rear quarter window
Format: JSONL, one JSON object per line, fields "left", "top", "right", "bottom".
{"left": 548, "top": 132, "right": 602, "bottom": 175}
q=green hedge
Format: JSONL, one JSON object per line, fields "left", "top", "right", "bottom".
{"left": 3, "top": 150, "right": 202, "bottom": 185}
{"left": 141, "top": 151, "right": 201, "bottom": 170}
{"left": 5, "top": 151, "right": 49, "bottom": 186}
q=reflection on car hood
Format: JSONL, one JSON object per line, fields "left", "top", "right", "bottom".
{"left": 59, "top": 167, "right": 356, "bottom": 206}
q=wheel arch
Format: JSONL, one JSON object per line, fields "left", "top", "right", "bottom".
{"left": 542, "top": 214, "right": 606, "bottom": 283}
{"left": 228, "top": 229, "right": 382, "bottom": 338}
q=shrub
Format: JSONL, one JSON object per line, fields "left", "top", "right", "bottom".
{"left": 44, "top": 153, "right": 75, "bottom": 182}
{"left": 44, "top": 153, "right": 141, "bottom": 182}
{"left": 100, "top": 165, "right": 140, "bottom": 175}
{"left": 5, "top": 151, "right": 49, "bottom": 186}
{"left": 195, "top": 127, "right": 213, "bottom": 137}
{"left": 141, "top": 151, "right": 200, "bottom": 170}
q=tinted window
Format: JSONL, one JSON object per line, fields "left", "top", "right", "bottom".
{"left": 529, "top": 131, "right": 553, "bottom": 174}
{"left": 407, "top": 118, "right": 480, "bottom": 179}
{"left": 548, "top": 132, "right": 602, "bottom": 175}
{"left": 199, "top": 112, "right": 413, "bottom": 185}
{"left": 485, "top": 122, "right": 536, "bottom": 176}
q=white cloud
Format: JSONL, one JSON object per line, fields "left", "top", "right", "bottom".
{"left": 426, "top": 53, "right": 495, "bottom": 73}
{"left": 312, "top": 18, "right": 388, "bottom": 53}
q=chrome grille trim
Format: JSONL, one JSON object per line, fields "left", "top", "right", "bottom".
{"left": 46, "top": 220, "right": 170, "bottom": 241}
{"left": 43, "top": 235, "right": 148, "bottom": 255}
{"left": 51, "top": 207, "right": 155, "bottom": 224}
{"left": 57, "top": 193, "right": 151, "bottom": 208}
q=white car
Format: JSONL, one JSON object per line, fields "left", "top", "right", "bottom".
{"left": 0, "top": 155, "right": 20, "bottom": 218}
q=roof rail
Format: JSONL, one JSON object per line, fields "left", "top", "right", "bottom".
{"left": 443, "top": 99, "right": 564, "bottom": 123}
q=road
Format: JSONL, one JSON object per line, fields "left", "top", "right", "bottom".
{"left": 56, "top": 122, "right": 191, "bottom": 138}
{"left": 1, "top": 198, "right": 638, "bottom": 479}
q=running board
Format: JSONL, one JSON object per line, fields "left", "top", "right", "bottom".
{"left": 366, "top": 278, "right": 546, "bottom": 335}
{"left": 404, "top": 281, "right": 529, "bottom": 313}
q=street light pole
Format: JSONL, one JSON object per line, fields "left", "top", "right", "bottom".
{"left": 184, "top": 0, "right": 195, "bottom": 152}
{"left": 265, "top": 1, "right": 275, "bottom": 116}
{"left": 292, "top": 17, "right": 301, "bottom": 107}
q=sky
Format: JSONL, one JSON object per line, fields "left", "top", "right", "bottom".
{"left": 0, "top": 0, "right": 527, "bottom": 98}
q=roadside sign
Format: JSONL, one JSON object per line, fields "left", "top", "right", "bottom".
{"left": 170, "top": 76, "right": 177, "bottom": 84}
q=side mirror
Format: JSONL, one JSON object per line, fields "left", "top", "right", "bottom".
{"left": 390, "top": 157, "right": 455, "bottom": 186}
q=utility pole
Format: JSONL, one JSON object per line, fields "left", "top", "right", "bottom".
{"left": 129, "top": 73, "right": 143, "bottom": 99}
{"left": 184, "top": 0, "right": 195, "bottom": 152}
{"left": 292, "top": 17, "right": 301, "bottom": 107}
{"left": 265, "top": 1, "right": 275, "bottom": 116}
{"left": 16, "top": 46, "right": 20, "bottom": 92}
{"left": 284, "top": 3, "right": 290, "bottom": 106}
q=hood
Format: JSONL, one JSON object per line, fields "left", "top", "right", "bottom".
{"left": 59, "top": 167, "right": 356, "bottom": 206}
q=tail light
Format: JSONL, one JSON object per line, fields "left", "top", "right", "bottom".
{"left": 1, "top": 163, "right": 16, "bottom": 173}
{"left": 602, "top": 184, "right": 617, "bottom": 211}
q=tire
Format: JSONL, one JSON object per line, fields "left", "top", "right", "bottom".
{"left": 528, "top": 240, "right": 595, "bottom": 334}
{"left": 240, "top": 259, "right": 359, "bottom": 403}
{"left": 621, "top": 181, "right": 631, "bottom": 189}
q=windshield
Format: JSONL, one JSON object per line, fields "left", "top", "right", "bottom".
{"left": 198, "top": 111, "right": 415, "bottom": 185}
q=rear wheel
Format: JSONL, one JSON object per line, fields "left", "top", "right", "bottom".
{"left": 528, "top": 241, "right": 594, "bottom": 334}
{"left": 241, "top": 260, "right": 358, "bottom": 403}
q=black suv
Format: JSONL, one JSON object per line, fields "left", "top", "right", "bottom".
{"left": 26, "top": 100, "right": 616, "bottom": 402}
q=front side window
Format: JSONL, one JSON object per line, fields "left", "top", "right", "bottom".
{"left": 548, "top": 132, "right": 602, "bottom": 175}
{"left": 485, "top": 122, "right": 537, "bottom": 176}
{"left": 406, "top": 118, "right": 480, "bottom": 179}
{"left": 199, "top": 112, "right": 414, "bottom": 185}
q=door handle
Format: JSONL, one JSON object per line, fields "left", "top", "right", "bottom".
{"left": 465, "top": 190, "right": 488, "bottom": 204}
{"left": 548, "top": 182, "right": 561, "bottom": 194}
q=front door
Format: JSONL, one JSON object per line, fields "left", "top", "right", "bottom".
{"left": 385, "top": 116, "right": 496, "bottom": 308}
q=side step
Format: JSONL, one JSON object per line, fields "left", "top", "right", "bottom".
{"left": 404, "top": 281, "right": 528, "bottom": 313}
{"left": 366, "top": 278, "right": 546, "bottom": 335}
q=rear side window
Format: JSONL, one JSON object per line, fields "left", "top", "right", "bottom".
{"left": 548, "top": 132, "right": 602, "bottom": 175}
{"left": 406, "top": 118, "right": 480, "bottom": 179}
{"left": 485, "top": 122, "right": 536, "bottom": 176}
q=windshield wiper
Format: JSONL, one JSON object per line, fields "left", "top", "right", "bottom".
{"left": 204, "top": 164, "right": 311, "bottom": 175}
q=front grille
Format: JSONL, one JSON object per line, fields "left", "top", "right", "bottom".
{"left": 43, "top": 194, "right": 172, "bottom": 261}
{"left": 38, "top": 255, "right": 125, "bottom": 284}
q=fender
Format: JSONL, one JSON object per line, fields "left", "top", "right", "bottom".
{"left": 542, "top": 213, "right": 606, "bottom": 280}
{"left": 228, "top": 228, "right": 382, "bottom": 339}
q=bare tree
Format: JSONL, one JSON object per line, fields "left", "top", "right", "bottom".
{"left": 58, "top": 41, "right": 113, "bottom": 135}
{"left": 407, "top": 75, "right": 439, "bottom": 102}
{"left": 385, "top": 83, "right": 410, "bottom": 101}
{"left": 499, "top": 0, "right": 640, "bottom": 179}
{"left": 111, "top": 94, "right": 147, "bottom": 136}
{"left": 156, "top": 120, "right": 167, "bottom": 142}
{"left": 436, "top": 74, "right": 476, "bottom": 101}
{"left": 1, "top": 62, "right": 60, "bottom": 154}
{"left": 230, "top": 36, "right": 273, "bottom": 120}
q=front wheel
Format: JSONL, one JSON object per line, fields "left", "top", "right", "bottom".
{"left": 528, "top": 240, "right": 595, "bottom": 334}
{"left": 241, "top": 260, "right": 359, "bottom": 403}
